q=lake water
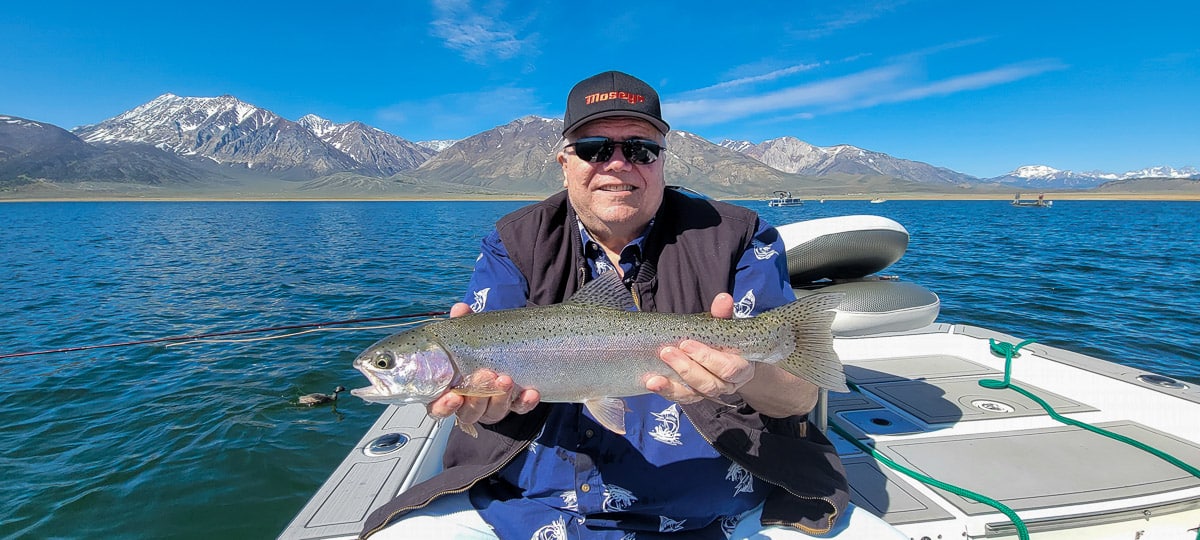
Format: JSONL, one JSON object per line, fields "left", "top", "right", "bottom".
{"left": 1, "top": 199, "right": 1197, "bottom": 539}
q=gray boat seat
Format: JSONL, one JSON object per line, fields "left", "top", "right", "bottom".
{"left": 779, "top": 215, "right": 938, "bottom": 335}
{"left": 795, "top": 279, "right": 940, "bottom": 336}
{"left": 776, "top": 215, "right": 909, "bottom": 283}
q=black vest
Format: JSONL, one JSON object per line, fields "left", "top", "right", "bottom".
{"left": 496, "top": 189, "right": 757, "bottom": 311}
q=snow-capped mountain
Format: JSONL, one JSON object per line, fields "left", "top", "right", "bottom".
{"left": 297, "top": 114, "right": 433, "bottom": 176}
{"left": 72, "top": 94, "right": 430, "bottom": 179}
{"left": 1121, "top": 166, "right": 1199, "bottom": 179}
{"left": 990, "top": 165, "right": 1200, "bottom": 189}
{"left": 74, "top": 94, "right": 279, "bottom": 154}
{"left": 719, "top": 136, "right": 976, "bottom": 185}
{"left": 716, "top": 139, "right": 756, "bottom": 154}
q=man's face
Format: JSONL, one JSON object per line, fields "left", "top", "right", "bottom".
{"left": 558, "top": 117, "right": 666, "bottom": 242}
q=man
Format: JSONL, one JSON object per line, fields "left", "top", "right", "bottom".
{"left": 361, "top": 71, "right": 905, "bottom": 539}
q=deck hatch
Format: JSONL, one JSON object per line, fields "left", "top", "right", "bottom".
{"left": 875, "top": 421, "right": 1200, "bottom": 516}
{"left": 865, "top": 376, "right": 1096, "bottom": 424}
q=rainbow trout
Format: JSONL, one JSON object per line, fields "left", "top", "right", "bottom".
{"left": 351, "top": 271, "right": 846, "bottom": 435}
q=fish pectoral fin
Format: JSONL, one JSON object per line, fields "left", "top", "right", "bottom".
{"left": 584, "top": 398, "right": 628, "bottom": 435}
{"left": 449, "top": 372, "right": 510, "bottom": 398}
{"left": 454, "top": 418, "right": 480, "bottom": 438}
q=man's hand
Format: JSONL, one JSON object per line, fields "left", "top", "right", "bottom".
{"left": 647, "top": 294, "right": 818, "bottom": 416}
{"left": 425, "top": 302, "right": 541, "bottom": 426}
{"left": 646, "top": 293, "right": 754, "bottom": 404}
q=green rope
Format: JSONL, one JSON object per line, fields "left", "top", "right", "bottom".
{"left": 982, "top": 338, "right": 1200, "bottom": 540}
{"left": 827, "top": 418, "right": 1030, "bottom": 539}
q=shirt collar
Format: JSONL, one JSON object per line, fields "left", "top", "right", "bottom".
{"left": 578, "top": 219, "right": 653, "bottom": 278}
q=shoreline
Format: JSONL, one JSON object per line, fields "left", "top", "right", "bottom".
{"left": 3, "top": 192, "right": 1200, "bottom": 203}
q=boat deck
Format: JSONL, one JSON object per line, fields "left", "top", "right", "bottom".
{"left": 280, "top": 323, "right": 1200, "bottom": 539}
{"left": 833, "top": 324, "right": 1200, "bottom": 538}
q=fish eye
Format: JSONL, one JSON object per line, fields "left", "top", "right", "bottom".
{"left": 373, "top": 352, "right": 394, "bottom": 369}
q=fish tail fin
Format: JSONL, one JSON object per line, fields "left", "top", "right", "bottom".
{"left": 762, "top": 292, "right": 848, "bottom": 392}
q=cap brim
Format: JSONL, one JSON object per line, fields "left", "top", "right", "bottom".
{"left": 563, "top": 111, "right": 670, "bottom": 136}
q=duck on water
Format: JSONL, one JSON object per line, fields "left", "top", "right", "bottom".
{"left": 298, "top": 386, "right": 345, "bottom": 406}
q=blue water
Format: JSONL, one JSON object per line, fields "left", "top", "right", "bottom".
{"left": 0, "top": 199, "right": 1197, "bottom": 539}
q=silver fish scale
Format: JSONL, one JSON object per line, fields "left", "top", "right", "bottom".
{"left": 425, "top": 304, "right": 795, "bottom": 402}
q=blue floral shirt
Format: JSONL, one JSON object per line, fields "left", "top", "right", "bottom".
{"left": 461, "top": 216, "right": 794, "bottom": 540}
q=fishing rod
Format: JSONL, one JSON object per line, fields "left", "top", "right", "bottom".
{"left": 0, "top": 311, "right": 449, "bottom": 360}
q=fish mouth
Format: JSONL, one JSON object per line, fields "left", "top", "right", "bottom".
{"left": 350, "top": 385, "right": 412, "bottom": 405}
{"left": 350, "top": 367, "right": 395, "bottom": 403}
{"left": 350, "top": 385, "right": 388, "bottom": 402}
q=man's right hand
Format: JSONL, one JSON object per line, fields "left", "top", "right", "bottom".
{"left": 425, "top": 302, "right": 542, "bottom": 426}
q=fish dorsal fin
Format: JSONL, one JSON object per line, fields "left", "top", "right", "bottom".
{"left": 566, "top": 270, "right": 636, "bottom": 311}
{"left": 584, "top": 397, "right": 629, "bottom": 435}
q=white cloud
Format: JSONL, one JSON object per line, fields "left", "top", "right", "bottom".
{"left": 664, "top": 59, "right": 1065, "bottom": 127}
{"left": 429, "top": 0, "right": 533, "bottom": 64}
{"left": 686, "top": 63, "right": 826, "bottom": 95}
{"left": 866, "top": 59, "right": 1067, "bottom": 106}
{"left": 665, "top": 64, "right": 905, "bottom": 125}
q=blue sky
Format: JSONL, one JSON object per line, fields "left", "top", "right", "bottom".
{"left": 2, "top": 0, "right": 1196, "bottom": 178}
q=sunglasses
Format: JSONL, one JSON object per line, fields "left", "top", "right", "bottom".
{"left": 565, "top": 137, "right": 665, "bottom": 165}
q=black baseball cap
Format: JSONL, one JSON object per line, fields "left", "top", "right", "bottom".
{"left": 562, "top": 71, "right": 670, "bottom": 136}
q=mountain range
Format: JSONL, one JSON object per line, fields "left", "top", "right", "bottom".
{"left": 2, "top": 94, "right": 1196, "bottom": 198}
{"left": 987, "top": 164, "right": 1200, "bottom": 189}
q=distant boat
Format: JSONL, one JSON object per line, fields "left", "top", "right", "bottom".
{"left": 767, "top": 191, "right": 804, "bottom": 207}
{"left": 1012, "top": 193, "right": 1053, "bottom": 207}
{"left": 870, "top": 197, "right": 886, "bottom": 204}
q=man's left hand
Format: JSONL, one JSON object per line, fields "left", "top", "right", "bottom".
{"left": 647, "top": 293, "right": 754, "bottom": 404}
{"left": 647, "top": 293, "right": 819, "bottom": 416}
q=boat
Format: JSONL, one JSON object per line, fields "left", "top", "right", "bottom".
{"left": 1012, "top": 193, "right": 1053, "bottom": 207}
{"left": 767, "top": 190, "right": 805, "bottom": 207}
{"left": 280, "top": 214, "right": 1200, "bottom": 540}
{"left": 870, "top": 197, "right": 886, "bottom": 203}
